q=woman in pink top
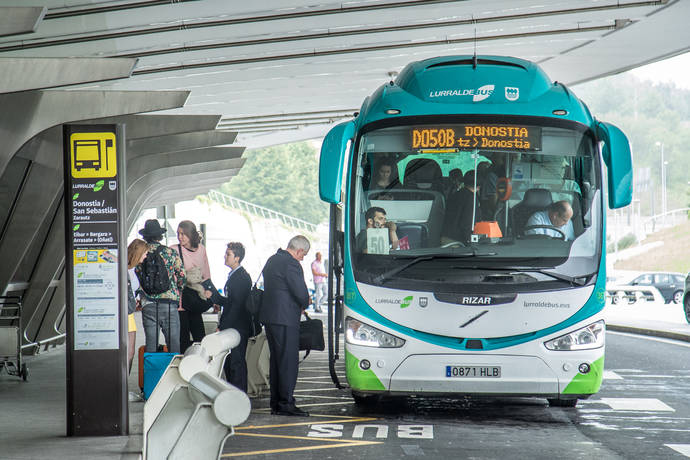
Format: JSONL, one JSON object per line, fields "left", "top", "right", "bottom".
{"left": 174, "top": 220, "right": 212, "bottom": 352}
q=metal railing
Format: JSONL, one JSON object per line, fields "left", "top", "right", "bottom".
{"left": 641, "top": 208, "right": 690, "bottom": 234}
{"left": 207, "top": 190, "right": 317, "bottom": 233}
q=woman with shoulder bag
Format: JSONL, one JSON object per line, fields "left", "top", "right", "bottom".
{"left": 127, "top": 239, "right": 148, "bottom": 374}
{"left": 174, "top": 220, "right": 213, "bottom": 352}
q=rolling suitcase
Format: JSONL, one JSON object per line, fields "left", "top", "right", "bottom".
{"left": 139, "top": 301, "right": 177, "bottom": 400}
{"left": 245, "top": 330, "right": 270, "bottom": 397}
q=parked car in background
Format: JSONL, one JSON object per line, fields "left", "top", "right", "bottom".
{"left": 627, "top": 272, "right": 685, "bottom": 304}
{"left": 607, "top": 271, "right": 684, "bottom": 305}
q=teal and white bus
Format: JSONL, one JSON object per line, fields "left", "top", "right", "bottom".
{"left": 319, "top": 56, "right": 632, "bottom": 407}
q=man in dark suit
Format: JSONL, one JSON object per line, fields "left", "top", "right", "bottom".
{"left": 216, "top": 242, "right": 252, "bottom": 392}
{"left": 260, "top": 235, "right": 311, "bottom": 416}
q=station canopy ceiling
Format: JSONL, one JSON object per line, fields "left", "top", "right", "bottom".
{"left": 1, "top": 0, "right": 688, "bottom": 148}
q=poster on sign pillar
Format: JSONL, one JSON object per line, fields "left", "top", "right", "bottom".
{"left": 63, "top": 124, "right": 128, "bottom": 436}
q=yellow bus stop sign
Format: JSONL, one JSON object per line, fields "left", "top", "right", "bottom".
{"left": 70, "top": 132, "right": 117, "bottom": 178}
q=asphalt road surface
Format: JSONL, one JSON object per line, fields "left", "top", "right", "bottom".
{"left": 222, "top": 329, "right": 690, "bottom": 459}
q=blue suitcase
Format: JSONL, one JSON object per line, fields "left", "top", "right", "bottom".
{"left": 141, "top": 300, "right": 178, "bottom": 400}
{"left": 143, "top": 351, "right": 176, "bottom": 400}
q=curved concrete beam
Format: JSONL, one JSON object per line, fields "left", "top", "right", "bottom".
{"left": 0, "top": 89, "right": 189, "bottom": 177}
{"left": 133, "top": 171, "right": 239, "bottom": 217}
{"left": 18, "top": 202, "right": 65, "bottom": 348}
{"left": 0, "top": 57, "right": 137, "bottom": 94}
{"left": 126, "top": 158, "right": 244, "bottom": 229}
{"left": 127, "top": 130, "right": 238, "bottom": 159}
{"left": 126, "top": 146, "right": 244, "bottom": 188}
{"left": 85, "top": 114, "right": 221, "bottom": 139}
{"left": 0, "top": 7, "right": 45, "bottom": 37}
{"left": 0, "top": 152, "right": 62, "bottom": 293}
{"left": 145, "top": 180, "right": 235, "bottom": 208}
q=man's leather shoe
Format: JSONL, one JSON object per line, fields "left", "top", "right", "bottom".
{"left": 276, "top": 406, "right": 310, "bottom": 417}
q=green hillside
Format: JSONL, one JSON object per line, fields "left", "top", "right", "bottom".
{"left": 613, "top": 220, "right": 690, "bottom": 273}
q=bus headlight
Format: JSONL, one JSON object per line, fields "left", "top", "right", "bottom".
{"left": 345, "top": 317, "right": 405, "bottom": 348}
{"left": 544, "top": 320, "right": 605, "bottom": 351}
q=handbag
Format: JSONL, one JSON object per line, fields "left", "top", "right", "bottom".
{"left": 178, "top": 244, "right": 212, "bottom": 314}
{"left": 181, "top": 286, "right": 212, "bottom": 314}
{"left": 245, "top": 264, "right": 266, "bottom": 317}
{"left": 299, "top": 312, "right": 325, "bottom": 359}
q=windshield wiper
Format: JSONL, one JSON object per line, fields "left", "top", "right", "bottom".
{"left": 371, "top": 250, "right": 494, "bottom": 284}
{"left": 500, "top": 267, "right": 592, "bottom": 286}
{"left": 372, "top": 256, "right": 434, "bottom": 284}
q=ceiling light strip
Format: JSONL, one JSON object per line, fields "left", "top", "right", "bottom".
{"left": 219, "top": 109, "right": 358, "bottom": 122}
{"left": 131, "top": 24, "right": 615, "bottom": 76}
{"left": 219, "top": 115, "right": 354, "bottom": 127}
{"left": 44, "top": 0, "right": 199, "bottom": 19}
{"left": 0, "top": 1, "right": 659, "bottom": 53}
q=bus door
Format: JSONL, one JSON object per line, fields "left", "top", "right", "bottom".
{"left": 328, "top": 203, "right": 347, "bottom": 388}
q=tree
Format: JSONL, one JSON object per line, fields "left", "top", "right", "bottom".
{"left": 220, "top": 141, "right": 329, "bottom": 224}
{"left": 575, "top": 75, "right": 690, "bottom": 215}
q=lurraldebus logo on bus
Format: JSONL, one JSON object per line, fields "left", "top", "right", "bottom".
{"left": 375, "top": 296, "right": 414, "bottom": 309}
{"left": 428, "top": 84, "right": 494, "bottom": 101}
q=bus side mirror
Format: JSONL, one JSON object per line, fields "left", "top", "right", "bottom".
{"left": 319, "top": 121, "right": 355, "bottom": 204}
{"left": 596, "top": 121, "right": 632, "bottom": 209}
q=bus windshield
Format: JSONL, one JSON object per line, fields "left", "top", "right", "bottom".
{"left": 350, "top": 119, "right": 602, "bottom": 289}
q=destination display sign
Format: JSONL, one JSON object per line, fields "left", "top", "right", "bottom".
{"left": 411, "top": 125, "right": 541, "bottom": 151}
{"left": 63, "top": 124, "right": 128, "bottom": 436}
{"left": 64, "top": 125, "right": 122, "bottom": 351}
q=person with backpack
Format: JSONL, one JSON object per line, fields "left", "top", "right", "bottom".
{"left": 207, "top": 242, "right": 252, "bottom": 392}
{"left": 136, "top": 219, "right": 186, "bottom": 353}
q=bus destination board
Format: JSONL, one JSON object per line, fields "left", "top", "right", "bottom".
{"left": 411, "top": 125, "right": 541, "bottom": 151}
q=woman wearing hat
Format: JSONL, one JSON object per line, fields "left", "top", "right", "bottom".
{"left": 135, "top": 219, "right": 186, "bottom": 353}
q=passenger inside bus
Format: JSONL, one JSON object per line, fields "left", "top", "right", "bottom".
{"left": 479, "top": 152, "right": 507, "bottom": 220}
{"left": 369, "top": 160, "right": 400, "bottom": 200}
{"left": 441, "top": 170, "right": 481, "bottom": 244}
{"left": 356, "top": 206, "right": 399, "bottom": 254}
{"left": 524, "top": 200, "right": 575, "bottom": 240}
{"left": 371, "top": 160, "right": 400, "bottom": 191}
{"left": 444, "top": 168, "right": 463, "bottom": 199}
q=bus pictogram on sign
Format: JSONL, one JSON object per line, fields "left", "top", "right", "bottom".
{"left": 70, "top": 132, "right": 117, "bottom": 178}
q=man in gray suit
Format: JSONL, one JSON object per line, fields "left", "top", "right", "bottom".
{"left": 260, "top": 235, "right": 311, "bottom": 416}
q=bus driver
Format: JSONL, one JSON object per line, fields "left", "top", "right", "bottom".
{"left": 525, "top": 201, "right": 575, "bottom": 241}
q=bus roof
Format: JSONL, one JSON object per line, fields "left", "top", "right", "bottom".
{"left": 356, "top": 55, "right": 594, "bottom": 128}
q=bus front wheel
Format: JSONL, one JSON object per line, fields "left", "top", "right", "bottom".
{"left": 547, "top": 398, "right": 578, "bottom": 408}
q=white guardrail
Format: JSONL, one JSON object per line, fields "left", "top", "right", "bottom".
{"left": 207, "top": 189, "right": 317, "bottom": 233}
{"left": 143, "top": 328, "right": 251, "bottom": 460}
{"left": 606, "top": 285, "right": 665, "bottom": 305}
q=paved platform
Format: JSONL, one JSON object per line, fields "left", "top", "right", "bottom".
{"left": 1, "top": 302, "right": 688, "bottom": 460}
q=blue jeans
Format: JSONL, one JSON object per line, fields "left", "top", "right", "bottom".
{"left": 142, "top": 300, "right": 180, "bottom": 353}
{"left": 314, "top": 282, "right": 327, "bottom": 310}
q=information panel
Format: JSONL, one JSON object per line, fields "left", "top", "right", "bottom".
{"left": 411, "top": 125, "right": 542, "bottom": 151}
{"left": 63, "top": 124, "right": 127, "bottom": 436}
{"left": 66, "top": 128, "right": 121, "bottom": 350}
{"left": 65, "top": 126, "right": 120, "bottom": 350}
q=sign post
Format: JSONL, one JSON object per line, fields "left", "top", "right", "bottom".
{"left": 63, "top": 124, "right": 128, "bottom": 436}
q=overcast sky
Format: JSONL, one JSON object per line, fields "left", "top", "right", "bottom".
{"left": 628, "top": 51, "right": 690, "bottom": 89}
